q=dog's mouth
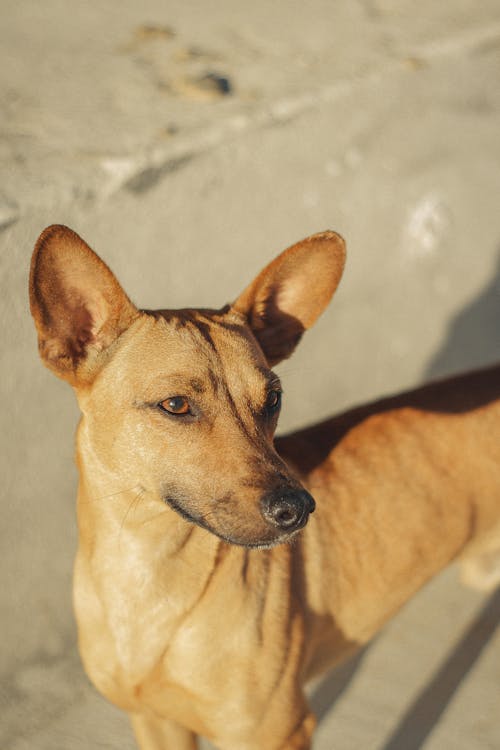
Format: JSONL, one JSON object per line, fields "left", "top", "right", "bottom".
{"left": 163, "top": 495, "right": 303, "bottom": 549}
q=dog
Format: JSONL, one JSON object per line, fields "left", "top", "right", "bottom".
{"left": 29, "top": 224, "right": 500, "bottom": 749}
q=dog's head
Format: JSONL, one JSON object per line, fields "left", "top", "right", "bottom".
{"left": 29, "top": 225, "right": 345, "bottom": 548}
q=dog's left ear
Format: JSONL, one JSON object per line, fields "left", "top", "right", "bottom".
{"left": 29, "top": 224, "right": 138, "bottom": 386}
{"left": 232, "top": 231, "right": 346, "bottom": 366}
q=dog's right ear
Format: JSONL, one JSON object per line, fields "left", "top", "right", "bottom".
{"left": 232, "top": 231, "right": 346, "bottom": 366}
{"left": 29, "top": 225, "right": 138, "bottom": 386}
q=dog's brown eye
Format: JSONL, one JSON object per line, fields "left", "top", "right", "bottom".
{"left": 159, "top": 396, "right": 191, "bottom": 415}
{"left": 266, "top": 389, "right": 282, "bottom": 413}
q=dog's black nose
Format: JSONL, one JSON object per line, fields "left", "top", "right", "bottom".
{"left": 261, "top": 489, "right": 316, "bottom": 531}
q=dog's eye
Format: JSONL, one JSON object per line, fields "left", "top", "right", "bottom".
{"left": 266, "top": 389, "right": 282, "bottom": 413}
{"left": 159, "top": 396, "right": 191, "bottom": 415}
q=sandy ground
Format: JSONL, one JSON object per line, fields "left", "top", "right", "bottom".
{"left": 1, "top": 1, "right": 500, "bottom": 748}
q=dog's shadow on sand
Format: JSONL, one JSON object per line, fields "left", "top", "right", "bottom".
{"left": 309, "top": 647, "right": 368, "bottom": 722}
{"left": 311, "top": 249, "right": 500, "bottom": 748}
{"left": 425, "top": 249, "right": 500, "bottom": 381}
{"left": 310, "top": 591, "right": 500, "bottom": 749}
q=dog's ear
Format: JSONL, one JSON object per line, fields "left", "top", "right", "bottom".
{"left": 232, "top": 231, "right": 346, "bottom": 366}
{"left": 29, "top": 224, "right": 138, "bottom": 386}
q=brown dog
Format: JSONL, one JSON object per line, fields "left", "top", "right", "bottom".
{"left": 30, "top": 225, "right": 500, "bottom": 749}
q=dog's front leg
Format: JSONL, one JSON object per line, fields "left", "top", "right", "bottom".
{"left": 252, "top": 701, "right": 316, "bottom": 750}
{"left": 130, "top": 713, "right": 197, "bottom": 750}
{"left": 277, "top": 710, "right": 316, "bottom": 750}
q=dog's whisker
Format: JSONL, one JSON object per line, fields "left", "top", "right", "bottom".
{"left": 79, "top": 484, "right": 143, "bottom": 505}
{"left": 118, "top": 488, "right": 145, "bottom": 541}
{"left": 139, "top": 507, "right": 171, "bottom": 527}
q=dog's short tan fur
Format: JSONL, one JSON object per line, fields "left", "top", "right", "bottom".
{"left": 30, "top": 225, "right": 500, "bottom": 750}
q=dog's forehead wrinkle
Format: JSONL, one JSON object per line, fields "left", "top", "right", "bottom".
{"left": 190, "top": 377, "right": 205, "bottom": 394}
{"left": 170, "top": 309, "right": 275, "bottom": 408}
{"left": 117, "top": 312, "right": 272, "bottom": 412}
{"left": 148, "top": 306, "right": 261, "bottom": 364}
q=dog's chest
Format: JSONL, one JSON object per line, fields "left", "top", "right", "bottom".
{"left": 74, "top": 543, "right": 276, "bottom": 727}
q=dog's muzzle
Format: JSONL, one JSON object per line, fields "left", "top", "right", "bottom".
{"left": 260, "top": 489, "right": 316, "bottom": 532}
